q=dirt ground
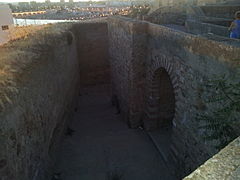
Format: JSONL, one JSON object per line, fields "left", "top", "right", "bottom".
{"left": 54, "top": 85, "right": 175, "bottom": 180}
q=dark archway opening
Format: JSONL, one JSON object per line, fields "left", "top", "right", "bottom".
{"left": 152, "top": 67, "right": 175, "bottom": 128}
{"left": 145, "top": 67, "right": 178, "bottom": 179}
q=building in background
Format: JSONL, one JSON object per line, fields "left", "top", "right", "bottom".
{"left": 0, "top": 5, "right": 14, "bottom": 45}
{"left": 149, "top": 0, "right": 239, "bottom": 12}
{"left": 149, "top": 0, "right": 239, "bottom": 14}
{"left": 197, "top": 0, "right": 240, "bottom": 5}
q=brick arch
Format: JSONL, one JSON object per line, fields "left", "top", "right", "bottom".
{"left": 144, "top": 56, "right": 179, "bottom": 130}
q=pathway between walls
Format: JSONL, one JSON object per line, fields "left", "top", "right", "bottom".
{"left": 54, "top": 85, "right": 176, "bottom": 180}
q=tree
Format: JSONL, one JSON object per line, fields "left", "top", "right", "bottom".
{"left": 197, "top": 71, "right": 240, "bottom": 150}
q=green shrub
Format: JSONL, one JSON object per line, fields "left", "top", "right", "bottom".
{"left": 197, "top": 72, "right": 240, "bottom": 150}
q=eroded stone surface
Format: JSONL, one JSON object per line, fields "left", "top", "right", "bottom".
{"left": 0, "top": 14, "right": 240, "bottom": 180}
{"left": 108, "top": 16, "right": 240, "bottom": 178}
{"left": 184, "top": 137, "right": 240, "bottom": 180}
{"left": 0, "top": 22, "right": 109, "bottom": 180}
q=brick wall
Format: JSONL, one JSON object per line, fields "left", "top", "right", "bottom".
{"left": 71, "top": 23, "right": 110, "bottom": 86}
{"left": 108, "top": 16, "right": 240, "bottom": 178}
{"left": 108, "top": 17, "right": 148, "bottom": 127}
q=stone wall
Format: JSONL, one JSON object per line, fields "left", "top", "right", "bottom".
{"left": 200, "top": 5, "right": 240, "bottom": 18}
{"left": 185, "top": 19, "right": 229, "bottom": 36}
{"left": 145, "top": 6, "right": 187, "bottom": 25}
{"left": 146, "top": 4, "right": 239, "bottom": 38}
{"left": 184, "top": 136, "right": 240, "bottom": 180}
{"left": 71, "top": 22, "right": 110, "bottom": 86}
{"left": 108, "top": 16, "right": 240, "bottom": 178}
{"left": 108, "top": 17, "right": 148, "bottom": 127}
{"left": 185, "top": 5, "right": 238, "bottom": 37}
{"left": 0, "top": 16, "right": 239, "bottom": 180}
{"left": 0, "top": 25, "right": 79, "bottom": 180}
{"left": 146, "top": 21, "right": 240, "bottom": 177}
{"left": 108, "top": 17, "right": 134, "bottom": 124}
{"left": 0, "top": 21, "right": 110, "bottom": 180}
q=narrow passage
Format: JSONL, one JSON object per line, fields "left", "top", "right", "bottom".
{"left": 54, "top": 85, "right": 175, "bottom": 180}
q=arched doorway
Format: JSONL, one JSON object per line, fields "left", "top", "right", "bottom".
{"left": 146, "top": 67, "right": 175, "bottom": 129}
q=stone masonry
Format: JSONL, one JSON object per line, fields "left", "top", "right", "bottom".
{"left": 108, "top": 16, "right": 240, "bottom": 178}
{"left": 0, "top": 15, "right": 240, "bottom": 180}
{"left": 0, "top": 22, "right": 109, "bottom": 180}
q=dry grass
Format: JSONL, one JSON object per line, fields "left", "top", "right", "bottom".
{"left": 8, "top": 25, "right": 48, "bottom": 42}
{"left": 0, "top": 23, "right": 72, "bottom": 112}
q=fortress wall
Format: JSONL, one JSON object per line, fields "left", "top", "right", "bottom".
{"left": 185, "top": 20, "right": 229, "bottom": 36}
{"left": 146, "top": 6, "right": 187, "bottom": 25}
{"left": 0, "top": 25, "right": 80, "bottom": 180}
{"left": 147, "top": 21, "right": 240, "bottom": 177}
{"left": 184, "top": 136, "right": 240, "bottom": 180}
{"left": 0, "top": 22, "right": 110, "bottom": 180}
{"left": 108, "top": 17, "right": 135, "bottom": 124}
{"left": 71, "top": 22, "right": 110, "bottom": 86}
{"left": 108, "top": 17, "right": 148, "bottom": 127}
{"left": 0, "top": 16, "right": 239, "bottom": 180}
{"left": 108, "top": 16, "right": 240, "bottom": 178}
{"left": 200, "top": 5, "right": 240, "bottom": 18}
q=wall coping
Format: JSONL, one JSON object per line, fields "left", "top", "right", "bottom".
{"left": 108, "top": 16, "right": 240, "bottom": 65}
{"left": 183, "top": 137, "right": 240, "bottom": 180}
{"left": 109, "top": 16, "right": 240, "bottom": 47}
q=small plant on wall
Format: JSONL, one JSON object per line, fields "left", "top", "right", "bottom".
{"left": 197, "top": 70, "right": 240, "bottom": 150}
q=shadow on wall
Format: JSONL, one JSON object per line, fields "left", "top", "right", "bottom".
{"left": 144, "top": 67, "right": 175, "bottom": 130}
{"left": 0, "top": 22, "right": 111, "bottom": 180}
{"left": 71, "top": 22, "right": 110, "bottom": 87}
